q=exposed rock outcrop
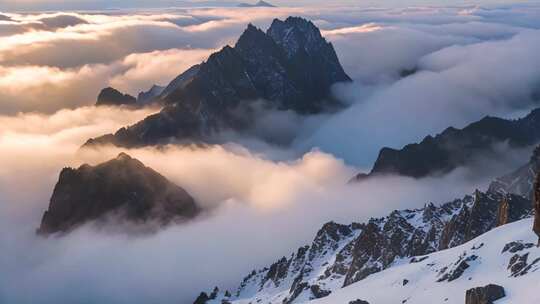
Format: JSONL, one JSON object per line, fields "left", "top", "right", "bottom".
{"left": 353, "top": 109, "right": 540, "bottom": 179}
{"left": 96, "top": 87, "right": 136, "bottom": 106}
{"left": 465, "top": 284, "right": 505, "bottom": 304}
{"left": 496, "top": 194, "right": 531, "bottom": 226}
{"left": 38, "top": 153, "right": 199, "bottom": 235}
{"left": 84, "top": 17, "right": 350, "bottom": 148}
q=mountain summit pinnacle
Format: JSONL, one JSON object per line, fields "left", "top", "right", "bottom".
{"left": 84, "top": 17, "right": 351, "bottom": 149}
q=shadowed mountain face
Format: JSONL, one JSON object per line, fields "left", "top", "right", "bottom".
{"left": 353, "top": 108, "right": 540, "bottom": 180}
{"left": 38, "top": 153, "right": 199, "bottom": 235}
{"left": 238, "top": 1, "right": 275, "bottom": 7}
{"left": 84, "top": 17, "right": 351, "bottom": 148}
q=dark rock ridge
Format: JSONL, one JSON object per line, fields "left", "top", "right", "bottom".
{"left": 38, "top": 153, "right": 199, "bottom": 235}
{"left": 96, "top": 87, "right": 136, "bottom": 107}
{"left": 193, "top": 185, "right": 531, "bottom": 303}
{"left": 465, "top": 284, "right": 505, "bottom": 304}
{"left": 353, "top": 108, "right": 540, "bottom": 179}
{"left": 84, "top": 17, "right": 350, "bottom": 148}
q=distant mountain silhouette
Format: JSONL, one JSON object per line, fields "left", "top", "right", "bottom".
{"left": 95, "top": 87, "right": 136, "bottom": 107}
{"left": 353, "top": 108, "right": 540, "bottom": 180}
{"left": 237, "top": 1, "right": 275, "bottom": 7}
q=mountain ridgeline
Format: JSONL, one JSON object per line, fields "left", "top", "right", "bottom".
{"left": 353, "top": 108, "right": 540, "bottom": 180}
{"left": 84, "top": 17, "right": 351, "bottom": 148}
{"left": 193, "top": 146, "right": 540, "bottom": 304}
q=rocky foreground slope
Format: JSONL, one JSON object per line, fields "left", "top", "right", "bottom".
{"left": 353, "top": 108, "right": 540, "bottom": 180}
{"left": 194, "top": 147, "right": 540, "bottom": 304}
{"left": 84, "top": 17, "right": 350, "bottom": 148}
{"left": 38, "top": 153, "right": 198, "bottom": 235}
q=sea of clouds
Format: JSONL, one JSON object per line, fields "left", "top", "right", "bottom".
{"left": 1, "top": 2, "right": 540, "bottom": 303}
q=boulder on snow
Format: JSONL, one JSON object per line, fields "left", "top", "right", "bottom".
{"left": 465, "top": 284, "right": 505, "bottom": 304}
{"left": 349, "top": 300, "right": 370, "bottom": 304}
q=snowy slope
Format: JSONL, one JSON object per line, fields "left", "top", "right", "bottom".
{"left": 199, "top": 219, "right": 540, "bottom": 304}
{"left": 194, "top": 192, "right": 532, "bottom": 304}
{"left": 310, "top": 218, "right": 540, "bottom": 304}
{"left": 193, "top": 148, "right": 539, "bottom": 304}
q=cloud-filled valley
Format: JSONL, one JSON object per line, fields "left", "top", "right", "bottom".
{"left": 2, "top": 2, "right": 540, "bottom": 304}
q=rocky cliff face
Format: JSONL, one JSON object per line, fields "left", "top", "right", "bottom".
{"left": 38, "top": 153, "right": 199, "bottom": 235}
{"left": 84, "top": 17, "right": 350, "bottom": 148}
{"left": 96, "top": 87, "right": 136, "bottom": 106}
{"left": 353, "top": 109, "right": 540, "bottom": 179}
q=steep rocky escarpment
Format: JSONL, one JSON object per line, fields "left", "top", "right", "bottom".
{"left": 38, "top": 153, "right": 199, "bottom": 235}
{"left": 84, "top": 17, "right": 350, "bottom": 148}
{"left": 353, "top": 109, "right": 540, "bottom": 180}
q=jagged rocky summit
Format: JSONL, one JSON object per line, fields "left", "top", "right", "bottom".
{"left": 38, "top": 153, "right": 199, "bottom": 235}
{"left": 193, "top": 146, "right": 539, "bottom": 304}
{"left": 353, "top": 108, "right": 540, "bottom": 180}
{"left": 84, "top": 17, "right": 351, "bottom": 148}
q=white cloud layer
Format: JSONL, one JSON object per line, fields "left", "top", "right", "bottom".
{"left": 0, "top": 106, "right": 517, "bottom": 304}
